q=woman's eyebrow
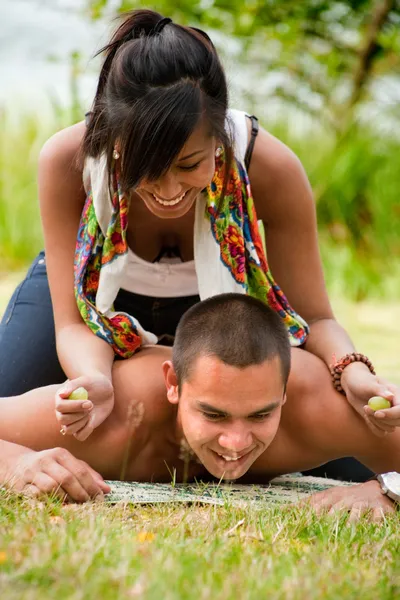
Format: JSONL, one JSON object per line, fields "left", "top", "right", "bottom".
{"left": 178, "top": 149, "right": 204, "bottom": 161}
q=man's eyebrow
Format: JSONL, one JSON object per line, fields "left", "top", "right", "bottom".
{"left": 197, "top": 402, "right": 227, "bottom": 416}
{"left": 197, "top": 401, "right": 280, "bottom": 417}
{"left": 178, "top": 150, "right": 204, "bottom": 161}
{"left": 247, "top": 402, "right": 280, "bottom": 417}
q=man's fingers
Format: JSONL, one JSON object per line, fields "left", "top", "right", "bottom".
{"left": 346, "top": 502, "right": 368, "bottom": 524}
{"left": 55, "top": 399, "right": 93, "bottom": 415}
{"left": 26, "top": 473, "right": 67, "bottom": 501}
{"left": 54, "top": 455, "right": 105, "bottom": 501}
{"left": 24, "top": 484, "right": 42, "bottom": 498}
{"left": 43, "top": 462, "right": 98, "bottom": 503}
{"left": 83, "top": 463, "right": 111, "bottom": 493}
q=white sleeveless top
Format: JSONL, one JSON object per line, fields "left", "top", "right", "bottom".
{"left": 120, "top": 108, "right": 249, "bottom": 298}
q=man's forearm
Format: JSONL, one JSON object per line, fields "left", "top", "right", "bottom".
{"left": 56, "top": 323, "right": 114, "bottom": 381}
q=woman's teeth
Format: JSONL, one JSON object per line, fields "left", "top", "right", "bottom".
{"left": 152, "top": 191, "right": 186, "bottom": 206}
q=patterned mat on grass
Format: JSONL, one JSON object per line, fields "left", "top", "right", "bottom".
{"left": 105, "top": 475, "right": 354, "bottom": 506}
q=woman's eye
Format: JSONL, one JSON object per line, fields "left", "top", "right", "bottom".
{"left": 179, "top": 162, "right": 201, "bottom": 172}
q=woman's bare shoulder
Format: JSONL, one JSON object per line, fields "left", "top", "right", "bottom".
{"left": 39, "top": 120, "right": 87, "bottom": 172}
{"left": 247, "top": 118, "right": 306, "bottom": 190}
{"left": 246, "top": 118, "right": 313, "bottom": 224}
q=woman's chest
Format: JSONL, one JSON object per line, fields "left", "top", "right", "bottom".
{"left": 127, "top": 195, "right": 196, "bottom": 262}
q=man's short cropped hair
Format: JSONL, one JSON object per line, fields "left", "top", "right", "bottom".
{"left": 172, "top": 293, "right": 291, "bottom": 389}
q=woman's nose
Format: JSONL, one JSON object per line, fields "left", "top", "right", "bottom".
{"left": 153, "top": 172, "right": 183, "bottom": 200}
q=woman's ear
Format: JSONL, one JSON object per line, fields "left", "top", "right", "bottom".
{"left": 162, "top": 361, "right": 179, "bottom": 405}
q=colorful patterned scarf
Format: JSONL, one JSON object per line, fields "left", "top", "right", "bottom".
{"left": 75, "top": 151, "right": 309, "bottom": 358}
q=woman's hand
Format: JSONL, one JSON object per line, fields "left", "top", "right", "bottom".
{"left": 55, "top": 374, "right": 115, "bottom": 441}
{"left": 6, "top": 447, "right": 110, "bottom": 502}
{"left": 341, "top": 364, "right": 400, "bottom": 436}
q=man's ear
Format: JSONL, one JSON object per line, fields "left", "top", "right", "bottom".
{"left": 162, "top": 361, "right": 179, "bottom": 405}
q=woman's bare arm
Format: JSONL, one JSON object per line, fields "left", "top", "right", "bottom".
{"left": 248, "top": 125, "right": 359, "bottom": 366}
{"left": 38, "top": 123, "right": 114, "bottom": 382}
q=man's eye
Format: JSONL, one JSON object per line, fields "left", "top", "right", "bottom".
{"left": 179, "top": 162, "right": 201, "bottom": 171}
{"left": 250, "top": 413, "right": 270, "bottom": 421}
{"left": 204, "top": 413, "right": 223, "bottom": 421}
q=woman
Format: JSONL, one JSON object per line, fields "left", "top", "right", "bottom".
{"left": 0, "top": 10, "right": 398, "bottom": 479}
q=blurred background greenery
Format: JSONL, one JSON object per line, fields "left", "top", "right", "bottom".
{"left": 1, "top": 0, "right": 400, "bottom": 305}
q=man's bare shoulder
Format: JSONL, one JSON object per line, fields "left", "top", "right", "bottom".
{"left": 112, "top": 346, "right": 173, "bottom": 429}
{"left": 281, "top": 349, "right": 400, "bottom": 473}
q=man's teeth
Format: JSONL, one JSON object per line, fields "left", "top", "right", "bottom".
{"left": 218, "top": 454, "right": 240, "bottom": 462}
{"left": 152, "top": 191, "right": 186, "bottom": 206}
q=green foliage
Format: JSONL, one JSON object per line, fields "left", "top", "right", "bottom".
{"left": 0, "top": 111, "right": 46, "bottom": 271}
{"left": 87, "top": 0, "right": 400, "bottom": 130}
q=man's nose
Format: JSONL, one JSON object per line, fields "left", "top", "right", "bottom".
{"left": 153, "top": 172, "right": 183, "bottom": 199}
{"left": 218, "top": 424, "right": 252, "bottom": 454}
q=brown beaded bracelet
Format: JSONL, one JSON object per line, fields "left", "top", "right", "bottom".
{"left": 330, "top": 352, "right": 376, "bottom": 394}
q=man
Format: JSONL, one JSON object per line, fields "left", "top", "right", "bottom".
{"left": 0, "top": 294, "right": 398, "bottom": 517}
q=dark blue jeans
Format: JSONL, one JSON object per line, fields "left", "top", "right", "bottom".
{"left": 0, "top": 251, "right": 372, "bottom": 482}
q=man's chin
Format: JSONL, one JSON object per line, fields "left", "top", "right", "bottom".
{"left": 202, "top": 459, "right": 250, "bottom": 481}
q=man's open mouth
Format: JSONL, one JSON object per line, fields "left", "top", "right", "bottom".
{"left": 211, "top": 449, "right": 253, "bottom": 468}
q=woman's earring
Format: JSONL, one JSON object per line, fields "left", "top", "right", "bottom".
{"left": 113, "top": 149, "right": 120, "bottom": 160}
{"left": 215, "top": 147, "right": 223, "bottom": 157}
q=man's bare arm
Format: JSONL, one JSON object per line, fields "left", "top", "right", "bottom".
{"left": 0, "top": 389, "right": 111, "bottom": 501}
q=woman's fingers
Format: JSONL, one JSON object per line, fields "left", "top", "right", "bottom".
{"left": 57, "top": 411, "right": 93, "bottom": 428}
{"left": 364, "top": 406, "right": 397, "bottom": 433}
{"left": 55, "top": 399, "right": 93, "bottom": 414}
{"left": 72, "top": 416, "right": 95, "bottom": 442}
{"left": 55, "top": 399, "right": 93, "bottom": 430}
{"left": 60, "top": 415, "right": 90, "bottom": 436}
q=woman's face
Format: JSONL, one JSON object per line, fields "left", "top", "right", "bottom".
{"left": 135, "top": 121, "right": 218, "bottom": 219}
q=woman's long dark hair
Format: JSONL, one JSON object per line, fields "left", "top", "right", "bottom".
{"left": 81, "top": 9, "right": 233, "bottom": 195}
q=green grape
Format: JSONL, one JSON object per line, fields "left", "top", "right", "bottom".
{"left": 68, "top": 387, "right": 89, "bottom": 400}
{"left": 367, "top": 396, "right": 391, "bottom": 411}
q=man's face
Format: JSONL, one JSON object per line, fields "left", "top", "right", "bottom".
{"left": 163, "top": 354, "right": 286, "bottom": 480}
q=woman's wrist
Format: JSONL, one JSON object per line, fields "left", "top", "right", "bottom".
{"left": 56, "top": 323, "right": 114, "bottom": 382}
{"left": 340, "top": 361, "right": 374, "bottom": 395}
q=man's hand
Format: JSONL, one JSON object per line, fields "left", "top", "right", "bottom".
{"left": 55, "top": 374, "right": 115, "bottom": 441}
{"left": 5, "top": 447, "right": 111, "bottom": 503}
{"left": 305, "top": 480, "right": 396, "bottom": 523}
{"left": 341, "top": 364, "right": 400, "bottom": 436}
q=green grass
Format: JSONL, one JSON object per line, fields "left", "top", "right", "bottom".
{"left": 0, "top": 492, "right": 399, "bottom": 599}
